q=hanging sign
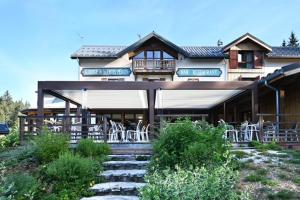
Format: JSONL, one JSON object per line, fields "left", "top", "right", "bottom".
{"left": 176, "top": 68, "right": 222, "bottom": 77}
{"left": 81, "top": 68, "right": 132, "bottom": 76}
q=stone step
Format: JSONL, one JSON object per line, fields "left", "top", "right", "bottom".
{"left": 101, "top": 170, "right": 146, "bottom": 183}
{"left": 112, "top": 149, "right": 152, "bottom": 155}
{"left": 104, "top": 161, "right": 150, "bottom": 170}
{"left": 90, "top": 182, "right": 145, "bottom": 196}
{"left": 109, "top": 155, "right": 151, "bottom": 161}
{"left": 81, "top": 195, "right": 139, "bottom": 200}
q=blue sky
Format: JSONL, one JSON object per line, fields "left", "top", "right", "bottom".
{"left": 0, "top": 0, "right": 300, "bottom": 106}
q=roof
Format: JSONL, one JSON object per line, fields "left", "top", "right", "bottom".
{"left": 70, "top": 32, "right": 300, "bottom": 59}
{"left": 116, "top": 32, "right": 188, "bottom": 57}
{"left": 222, "top": 33, "right": 272, "bottom": 52}
{"left": 267, "top": 47, "right": 300, "bottom": 58}
{"left": 259, "top": 62, "right": 300, "bottom": 84}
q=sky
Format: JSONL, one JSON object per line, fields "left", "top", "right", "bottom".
{"left": 0, "top": 0, "right": 300, "bottom": 107}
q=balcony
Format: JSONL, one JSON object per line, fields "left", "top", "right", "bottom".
{"left": 132, "top": 59, "right": 176, "bottom": 75}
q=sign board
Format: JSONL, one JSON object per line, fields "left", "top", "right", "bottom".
{"left": 81, "top": 68, "right": 132, "bottom": 76}
{"left": 176, "top": 68, "right": 222, "bottom": 77}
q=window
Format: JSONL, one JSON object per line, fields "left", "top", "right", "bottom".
{"left": 238, "top": 51, "right": 254, "bottom": 69}
{"left": 133, "top": 51, "right": 174, "bottom": 60}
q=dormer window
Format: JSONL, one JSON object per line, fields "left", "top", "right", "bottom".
{"left": 238, "top": 51, "right": 254, "bottom": 69}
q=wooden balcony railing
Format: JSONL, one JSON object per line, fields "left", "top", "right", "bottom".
{"left": 132, "top": 59, "right": 176, "bottom": 73}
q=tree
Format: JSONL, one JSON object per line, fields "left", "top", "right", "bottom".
{"left": 0, "top": 90, "right": 30, "bottom": 127}
{"left": 287, "top": 31, "right": 299, "bottom": 47}
{"left": 282, "top": 39, "right": 286, "bottom": 47}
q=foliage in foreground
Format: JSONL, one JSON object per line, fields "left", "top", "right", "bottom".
{"left": 42, "top": 152, "right": 100, "bottom": 200}
{"left": 248, "top": 140, "right": 282, "bottom": 151}
{"left": 140, "top": 166, "right": 246, "bottom": 200}
{"left": 34, "top": 127, "right": 69, "bottom": 163}
{"left": 0, "top": 127, "right": 20, "bottom": 150}
{"left": 76, "top": 138, "right": 111, "bottom": 160}
{"left": 151, "top": 119, "right": 231, "bottom": 170}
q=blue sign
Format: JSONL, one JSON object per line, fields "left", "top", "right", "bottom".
{"left": 81, "top": 68, "right": 132, "bottom": 76}
{"left": 176, "top": 68, "right": 222, "bottom": 77}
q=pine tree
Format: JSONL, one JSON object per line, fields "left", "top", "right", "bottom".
{"left": 287, "top": 31, "right": 299, "bottom": 47}
{"left": 282, "top": 39, "right": 286, "bottom": 47}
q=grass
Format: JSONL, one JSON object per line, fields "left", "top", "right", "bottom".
{"left": 268, "top": 189, "right": 300, "bottom": 200}
{"left": 292, "top": 178, "right": 300, "bottom": 186}
{"left": 244, "top": 168, "right": 268, "bottom": 183}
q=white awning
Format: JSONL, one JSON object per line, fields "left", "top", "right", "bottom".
{"left": 155, "top": 90, "right": 243, "bottom": 109}
{"left": 55, "top": 90, "right": 148, "bottom": 109}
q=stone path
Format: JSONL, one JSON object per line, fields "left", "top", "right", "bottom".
{"left": 82, "top": 154, "right": 151, "bottom": 200}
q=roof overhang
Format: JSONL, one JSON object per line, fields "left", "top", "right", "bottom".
{"left": 223, "top": 33, "right": 272, "bottom": 52}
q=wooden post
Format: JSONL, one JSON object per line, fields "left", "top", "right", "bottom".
{"left": 103, "top": 115, "right": 108, "bottom": 143}
{"left": 76, "top": 105, "right": 81, "bottom": 123}
{"left": 223, "top": 102, "right": 226, "bottom": 121}
{"left": 251, "top": 84, "right": 259, "bottom": 123}
{"left": 148, "top": 89, "right": 155, "bottom": 135}
{"left": 233, "top": 105, "right": 237, "bottom": 122}
{"left": 64, "top": 100, "right": 70, "bottom": 132}
{"left": 37, "top": 87, "right": 44, "bottom": 132}
{"left": 19, "top": 117, "right": 25, "bottom": 144}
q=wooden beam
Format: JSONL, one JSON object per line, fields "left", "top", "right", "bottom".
{"left": 38, "top": 81, "right": 254, "bottom": 91}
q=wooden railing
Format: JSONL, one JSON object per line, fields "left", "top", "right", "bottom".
{"left": 18, "top": 115, "right": 153, "bottom": 144}
{"left": 132, "top": 59, "right": 176, "bottom": 71}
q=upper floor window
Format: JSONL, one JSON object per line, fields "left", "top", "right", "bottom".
{"left": 238, "top": 51, "right": 254, "bottom": 69}
{"left": 133, "top": 51, "right": 174, "bottom": 60}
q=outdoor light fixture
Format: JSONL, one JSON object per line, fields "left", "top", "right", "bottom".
{"left": 81, "top": 88, "right": 87, "bottom": 109}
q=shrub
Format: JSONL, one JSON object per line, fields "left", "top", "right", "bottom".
{"left": 34, "top": 127, "right": 69, "bottom": 163}
{"left": 76, "top": 139, "right": 111, "bottom": 159}
{"left": 43, "top": 152, "right": 99, "bottom": 199}
{"left": 0, "top": 127, "right": 20, "bottom": 150}
{"left": 151, "top": 118, "right": 230, "bottom": 170}
{"left": 2, "top": 173, "right": 39, "bottom": 200}
{"left": 140, "top": 166, "right": 240, "bottom": 200}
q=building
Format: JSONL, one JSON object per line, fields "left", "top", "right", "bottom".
{"left": 20, "top": 32, "right": 300, "bottom": 145}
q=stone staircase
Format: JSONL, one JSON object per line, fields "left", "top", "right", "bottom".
{"left": 82, "top": 154, "right": 151, "bottom": 200}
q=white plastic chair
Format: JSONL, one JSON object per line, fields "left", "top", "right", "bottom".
{"left": 126, "top": 120, "right": 143, "bottom": 142}
{"left": 140, "top": 124, "right": 150, "bottom": 142}
{"left": 239, "top": 121, "right": 249, "bottom": 141}
{"left": 108, "top": 120, "right": 119, "bottom": 142}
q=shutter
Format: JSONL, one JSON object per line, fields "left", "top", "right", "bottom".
{"left": 254, "top": 51, "right": 263, "bottom": 69}
{"left": 229, "top": 50, "right": 238, "bottom": 69}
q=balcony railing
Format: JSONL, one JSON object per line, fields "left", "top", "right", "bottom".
{"left": 132, "top": 59, "right": 176, "bottom": 74}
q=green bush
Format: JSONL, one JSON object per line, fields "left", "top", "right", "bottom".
{"left": 76, "top": 139, "right": 111, "bottom": 159}
{"left": 151, "top": 118, "right": 230, "bottom": 170}
{"left": 2, "top": 173, "right": 39, "bottom": 200}
{"left": 34, "top": 127, "right": 69, "bottom": 163}
{"left": 140, "top": 166, "right": 240, "bottom": 200}
{"left": 43, "top": 152, "right": 99, "bottom": 199}
{"left": 0, "top": 127, "right": 20, "bottom": 150}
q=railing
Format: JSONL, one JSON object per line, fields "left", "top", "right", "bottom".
{"left": 257, "top": 113, "right": 300, "bottom": 143}
{"left": 132, "top": 59, "right": 176, "bottom": 71}
{"left": 18, "top": 115, "right": 152, "bottom": 144}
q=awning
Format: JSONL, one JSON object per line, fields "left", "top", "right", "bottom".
{"left": 54, "top": 90, "right": 148, "bottom": 109}
{"left": 155, "top": 90, "right": 243, "bottom": 109}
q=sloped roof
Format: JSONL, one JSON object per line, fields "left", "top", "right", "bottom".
{"left": 71, "top": 45, "right": 226, "bottom": 59}
{"left": 222, "top": 33, "right": 272, "bottom": 52}
{"left": 116, "top": 32, "right": 188, "bottom": 57}
{"left": 70, "top": 32, "right": 300, "bottom": 59}
{"left": 267, "top": 47, "right": 300, "bottom": 58}
{"left": 259, "top": 62, "right": 300, "bottom": 84}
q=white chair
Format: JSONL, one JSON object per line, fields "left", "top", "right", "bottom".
{"left": 126, "top": 120, "right": 143, "bottom": 142}
{"left": 263, "top": 122, "right": 277, "bottom": 142}
{"left": 108, "top": 120, "right": 119, "bottom": 142}
{"left": 224, "top": 125, "right": 239, "bottom": 142}
{"left": 140, "top": 124, "right": 150, "bottom": 142}
{"left": 246, "top": 124, "right": 259, "bottom": 141}
{"left": 117, "top": 123, "right": 127, "bottom": 142}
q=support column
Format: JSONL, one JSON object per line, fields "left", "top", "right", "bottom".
{"left": 223, "top": 102, "right": 226, "bottom": 121}
{"left": 64, "top": 100, "right": 70, "bottom": 132}
{"left": 251, "top": 85, "right": 259, "bottom": 123}
{"left": 81, "top": 109, "right": 88, "bottom": 139}
{"left": 37, "top": 88, "right": 44, "bottom": 132}
{"left": 148, "top": 89, "right": 155, "bottom": 135}
{"left": 76, "top": 106, "right": 81, "bottom": 123}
